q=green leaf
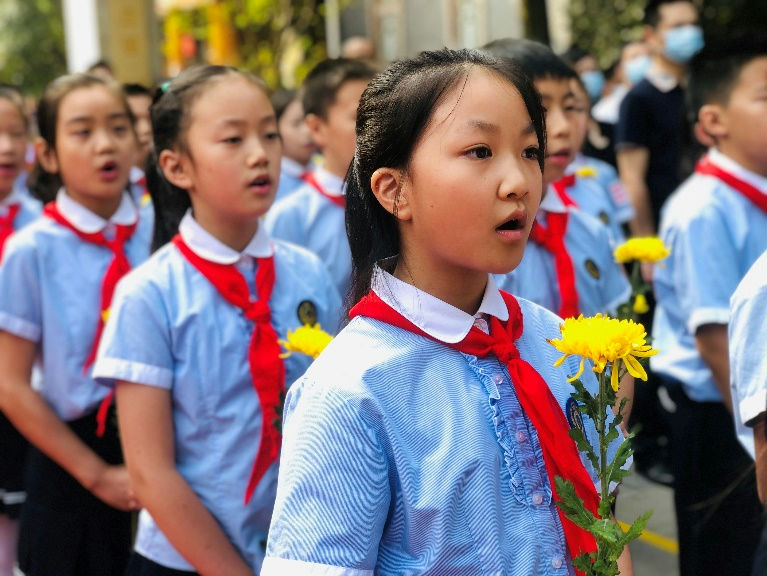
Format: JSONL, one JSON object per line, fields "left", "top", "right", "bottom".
{"left": 618, "top": 510, "right": 653, "bottom": 547}
{"left": 554, "top": 476, "right": 598, "bottom": 530}
{"left": 569, "top": 428, "right": 599, "bottom": 471}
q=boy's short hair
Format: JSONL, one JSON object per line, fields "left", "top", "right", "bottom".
{"left": 271, "top": 89, "right": 299, "bottom": 120}
{"left": 302, "top": 58, "right": 377, "bottom": 120}
{"left": 687, "top": 32, "right": 767, "bottom": 120}
{"left": 643, "top": 0, "right": 695, "bottom": 27}
{"left": 482, "top": 38, "right": 576, "bottom": 82}
{"left": 123, "top": 83, "right": 152, "bottom": 98}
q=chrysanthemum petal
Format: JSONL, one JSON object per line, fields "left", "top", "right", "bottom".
{"left": 567, "top": 358, "right": 586, "bottom": 383}
{"left": 624, "top": 354, "right": 648, "bottom": 381}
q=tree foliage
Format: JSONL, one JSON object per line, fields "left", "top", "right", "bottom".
{"left": 0, "top": 0, "right": 67, "bottom": 95}
{"left": 569, "top": 0, "right": 767, "bottom": 68}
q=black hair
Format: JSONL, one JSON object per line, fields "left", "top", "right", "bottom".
{"left": 0, "top": 84, "right": 28, "bottom": 129}
{"left": 28, "top": 73, "right": 132, "bottom": 204}
{"left": 345, "top": 48, "right": 546, "bottom": 313}
{"left": 643, "top": 0, "right": 696, "bottom": 27}
{"left": 560, "top": 45, "right": 592, "bottom": 69}
{"left": 148, "top": 65, "right": 269, "bottom": 250}
{"left": 123, "top": 83, "right": 152, "bottom": 98}
{"left": 271, "top": 89, "right": 300, "bottom": 120}
{"left": 686, "top": 33, "right": 767, "bottom": 125}
{"left": 301, "top": 58, "right": 377, "bottom": 120}
{"left": 482, "top": 38, "right": 577, "bottom": 82}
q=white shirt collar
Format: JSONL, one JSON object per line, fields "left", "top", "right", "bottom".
{"left": 314, "top": 165, "right": 346, "bottom": 197}
{"left": 281, "top": 157, "right": 307, "bottom": 179}
{"left": 538, "top": 182, "right": 568, "bottom": 216}
{"left": 370, "top": 264, "right": 508, "bottom": 344}
{"left": 645, "top": 69, "right": 679, "bottom": 93}
{"left": 178, "top": 210, "right": 273, "bottom": 265}
{"left": 707, "top": 148, "right": 767, "bottom": 195}
{"left": 56, "top": 188, "right": 137, "bottom": 233}
{"left": 0, "top": 187, "right": 23, "bottom": 212}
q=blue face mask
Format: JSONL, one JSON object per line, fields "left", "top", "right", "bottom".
{"left": 580, "top": 70, "right": 605, "bottom": 102}
{"left": 625, "top": 55, "right": 651, "bottom": 85}
{"left": 664, "top": 25, "right": 704, "bottom": 64}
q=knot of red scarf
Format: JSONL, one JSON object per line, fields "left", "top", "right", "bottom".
{"left": 172, "top": 234, "right": 285, "bottom": 505}
{"left": 349, "top": 288, "right": 599, "bottom": 569}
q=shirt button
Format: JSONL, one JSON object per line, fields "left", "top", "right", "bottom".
{"left": 516, "top": 430, "right": 526, "bottom": 443}
{"left": 492, "top": 373, "right": 503, "bottom": 385}
{"left": 551, "top": 556, "right": 563, "bottom": 569}
{"left": 532, "top": 492, "right": 543, "bottom": 506}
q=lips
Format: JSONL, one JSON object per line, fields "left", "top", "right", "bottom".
{"left": 98, "top": 160, "right": 119, "bottom": 182}
{"left": 545, "top": 149, "right": 572, "bottom": 166}
{"left": 247, "top": 174, "right": 272, "bottom": 195}
{"left": 496, "top": 209, "right": 528, "bottom": 241}
{"left": 0, "top": 162, "right": 18, "bottom": 178}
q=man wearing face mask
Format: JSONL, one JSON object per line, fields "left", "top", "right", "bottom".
{"left": 616, "top": 0, "right": 703, "bottom": 246}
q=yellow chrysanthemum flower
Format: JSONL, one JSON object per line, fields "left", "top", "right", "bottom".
{"left": 633, "top": 293, "right": 649, "bottom": 315}
{"left": 279, "top": 324, "right": 333, "bottom": 359}
{"left": 575, "top": 166, "right": 598, "bottom": 178}
{"left": 614, "top": 237, "right": 670, "bottom": 263}
{"left": 547, "top": 314, "right": 659, "bottom": 392}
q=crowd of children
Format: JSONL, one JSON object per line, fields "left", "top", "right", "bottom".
{"left": 0, "top": 1, "right": 764, "bottom": 574}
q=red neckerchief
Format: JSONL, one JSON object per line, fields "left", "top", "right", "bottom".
{"left": 529, "top": 180, "right": 580, "bottom": 319}
{"left": 553, "top": 174, "right": 578, "bottom": 208}
{"left": 349, "top": 289, "right": 599, "bottom": 567}
{"left": 0, "top": 204, "right": 21, "bottom": 260}
{"left": 302, "top": 171, "right": 345, "bottom": 209}
{"left": 172, "top": 234, "right": 284, "bottom": 505}
{"left": 44, "top": 202, "right": 137, "bottom": 437}
{"left": 695, "top": 155, "right": 767, "bottom": 214}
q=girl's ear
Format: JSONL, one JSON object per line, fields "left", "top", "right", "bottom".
{"left": 697, "top": 103, "right": 728, "bottom": 142}
{"left": 371, "top": 167, "right": 411, "bottom": 221}
{"left": 158, "top": 148, "right": 193, "bottom": 191}
{"left": 34, "top": 138, "right": 59, "bottom": 174}
{"left": 304, "top": 113, "right": 327, "bottom": 149}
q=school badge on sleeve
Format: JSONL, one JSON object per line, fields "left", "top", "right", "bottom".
{"left": 296, "top": 300, "right": 318, "bottom": 326}
{"left": 584, "top": 258, "right": 601, "bottom": 279}
{"left": 565, "top": 396, "right": 588, "bottom": 444}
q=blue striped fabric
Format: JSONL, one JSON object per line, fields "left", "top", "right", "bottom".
{"left": 264, "top": 293, "right": 624, "bottom": 575}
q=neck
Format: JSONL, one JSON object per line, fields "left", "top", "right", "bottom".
{"left": 193, "top": 210, "right": 261, "bottom": 254}
{"left": 393, "top": 254, "right": 487, "bottom": 316}
{"left": 652, "top": 55, "right": 685, "bottom": 81}
{"left": 321, "top": 154, "right": 349, "bottom": 181}
{"left": 715, "top": 146, "right": 767, "bottom": 179}
{"left": 66, "top": 190, "right": 123, "bottom": 221}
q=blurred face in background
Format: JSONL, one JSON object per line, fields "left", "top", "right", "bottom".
{"left": 278, "top": 97, "right": 316, "bottom": 167}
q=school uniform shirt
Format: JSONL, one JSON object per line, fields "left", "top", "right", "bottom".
{"left": 265, "top": 165, "right": 350, "bottom": 299}
{"left": 275, "top": 156, "right": 311, "bottom": 202}
{"left": 495, "top": 187, "right": 631, "bottom": 317}
{"left": 652, "top": 149, "right": 767, "bottom": 402}
{"left": 567, "top": 153, "right": 634, "bottom": 245}
{"left": 0, "top": 189, "right": 151, "bottom": 420}
{"left": 262, "top": 267, "right": 629, "bottom": 576}
{"left": 92, "top": 212, "right": 342, "bottom": 572}
{"left": 129, "top": 166, "right": 155, "bottom": 235}
{"left": 0, "top": 186, "right": 42, "bottom": 245}
{"left": 728, "top": 251, "right": 766, "bottom": 459}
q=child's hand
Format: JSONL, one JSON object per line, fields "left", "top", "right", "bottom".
{"left": 90, "top": 465, "right": 140, "bottom": 511}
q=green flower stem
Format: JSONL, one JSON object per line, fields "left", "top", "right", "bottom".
{"left": 598, "top": 370, "right": 609, "bottom": 506}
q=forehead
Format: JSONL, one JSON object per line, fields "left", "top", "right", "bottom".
{"left": 329, "top": 78, "right": 369, "bottom": 110}
{"left": 657, "top": 1, "right": 698, "bottom": 27}
{"left": 58, "top": 85, "right": 127, "bottom": 120}
{"left": 534, "top": 76, "right": 574, "bottom": 101}
{"left": 189, "top": 75, "right": 272, "bottom": 123}
{"left": 0, "top": 97, "right": 25, "bottom": 121}
{"left": 424, "top": 67, "right": 529, "bottom": 134}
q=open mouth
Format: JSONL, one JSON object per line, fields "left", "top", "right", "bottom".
{"left": 0, "top": 162, "right": 18, "bottom": 176}
{"left": 248, "top": 174, "right": 272, "bottom": 194}
{"left": 497, "top": 214, "right": 526, "bottom": 232}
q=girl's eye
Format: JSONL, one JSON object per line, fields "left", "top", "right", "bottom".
{"left": 523, "top": 147, "right": 542, "bottom": 161}
{"left": 265, "top": 131, "right": 281, "bottom": 141}
{"left": 467, "top": 146, "right": 492, "bottom": 159}
{"left": 113, "top": 125, "right": 129, "bottom": 134}
{"left": 223, "top": 136, "right": 242, "bottom": 144}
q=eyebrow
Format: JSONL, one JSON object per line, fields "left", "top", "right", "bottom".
{"left": 65, "top": 112, "right": 130, "bottom": 125}
{"left": 464, "top": 119, "right": 500, "bottom": 134}
{"left": 216, "top": 114, "right": 277, "bottom": 127}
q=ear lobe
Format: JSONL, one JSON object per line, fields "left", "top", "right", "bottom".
{"left": 371, "top": 167, "right": 411, "bottom": 221}
{"left": 158, "top": 149, "right": 193, "bottom": 191}
{"left": 34, "top": 138, "right": 58, "bottom": 174}
{"left": 698, "top": 104, "right": 728, "bottom": 139}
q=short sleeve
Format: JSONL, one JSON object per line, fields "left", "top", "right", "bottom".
{"left": 264, "top": 379, "right": 390, "bottom": 574}
{"left": 729, "top": 284, "right": 767, "bottom": 427}
{"left": 92, "top": 274, "right": 174, "bottom": 389}
{"left": 664, "top": 206, "right": 738, "bottom": 333}
{"left": 615, "top": 89, "right": 649, "bottom": 149}
{"left": 0, "top": 237, "right": 42, "bottom": 342}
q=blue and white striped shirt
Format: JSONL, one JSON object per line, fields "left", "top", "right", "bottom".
{"left": 263, "top": 268, "right": 626, "bottom": 576}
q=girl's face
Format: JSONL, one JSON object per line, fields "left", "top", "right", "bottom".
{"left": 42, "top": 85, "right": 134, "bottom": 215}
{"left": 181, "top": 76, "right": 282, "bottom": 225}
{"left": 0, "top": 98, "right": 28, "bottom": 197}
{"left": 278, "top": 98, "right": 316, "bottom": 166}
{"left": 390, "top": 68, "right": 543, "bottom": 296}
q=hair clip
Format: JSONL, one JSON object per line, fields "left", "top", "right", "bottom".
{"left": 160, "top": 81, "right": 172, "bottom": 94}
